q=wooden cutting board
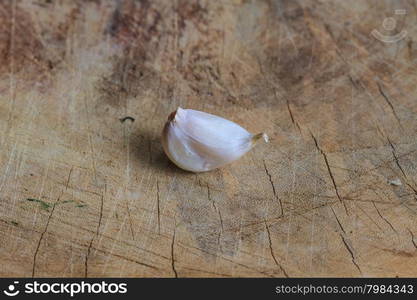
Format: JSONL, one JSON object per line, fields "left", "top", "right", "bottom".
{"left": 0, "top": 0, "right": 416, "bottom": 277}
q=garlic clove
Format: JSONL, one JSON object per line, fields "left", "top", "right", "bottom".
{"left": 161, "top": 107, "right": 268, "bottom": 172}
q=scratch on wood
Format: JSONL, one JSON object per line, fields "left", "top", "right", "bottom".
{"left": 82, "top": 84, "right": 98, "bottom": 184}
{"left": 126, "top": 201, "right": 136, "bottom": 241}
{"left": 79, "top": 237, "right": 159, "bottom": 271}
{"left": 6, "top": 0, "right": 16, "bottom": 133}
{"left": 181, "top": 267, "right": 232, "bottom": 277}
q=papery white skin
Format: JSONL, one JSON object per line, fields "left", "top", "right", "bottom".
{"left": 161, "top": 107, "right": 268, "bottom": 172}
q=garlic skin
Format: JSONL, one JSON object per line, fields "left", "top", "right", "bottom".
{"left": 161, "top": 107, "right": 268, "bottom": 172}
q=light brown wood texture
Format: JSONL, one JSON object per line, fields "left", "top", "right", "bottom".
{"left": 0, "top": 0, "right": 416, "bottom": 277}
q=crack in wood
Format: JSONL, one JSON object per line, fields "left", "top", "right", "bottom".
{"left": 171, "top": 227, "right": 178, "bottom": 278}
{"left": 206, "top": 183, "right": 223, "bottom": 250}
{"left": 387, "top": 137, "right": 407, "bottom": 178}
{"left": 264, "top": 221, "right": 289, "bottom": 277}
{"left": 408, "top": 229, "right": 417, "bottom": 249}
{"left": 347, "top": 74, "right": 364, "bottom": 91}
{"left": 310, "top": 132, "right": 348, "bottom": 214}
{"left": 156, "top": 180, "right": 161, "bottom": 234}
{"left": 85, "top": 184, "right": 105, "bottom": 278}
{"left": 340, "top": 234, "right": 362, "bottom": 275}
{"left": 356, "top": 204, "right": 383, "bottom": 231}
{"left": 263, "top": 160, "right": 284, "bottom": 216}
{"left": 377, "top": 82, "right": 402, "bottom": 128}
{"left": 330, "top": 206, "right": 346, "bottom": 234}
{"left": 175, "top": 235, "right": 275, "bottom": 277}
{"left": 32, "top": 167, "right": 73, "bottom": 277}
{"left": 387, "top": 137, "right": 417, "bottom": 195}
{"left": 372, "top": 201, "right": 398, "bottom": 234}
{"left": 285, "top": 98, "right": 301, "bottom": 133}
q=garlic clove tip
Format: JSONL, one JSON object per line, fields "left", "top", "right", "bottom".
{"left": 252, "top": 132, "right": 269, "bottom": 143}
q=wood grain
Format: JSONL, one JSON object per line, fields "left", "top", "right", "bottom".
{"left": 0, "top": 0, "right": 416, "bottom": 277}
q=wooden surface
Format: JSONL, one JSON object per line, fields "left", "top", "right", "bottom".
{"left": 0, "top": 0, "right": 416, "bottom": 277}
